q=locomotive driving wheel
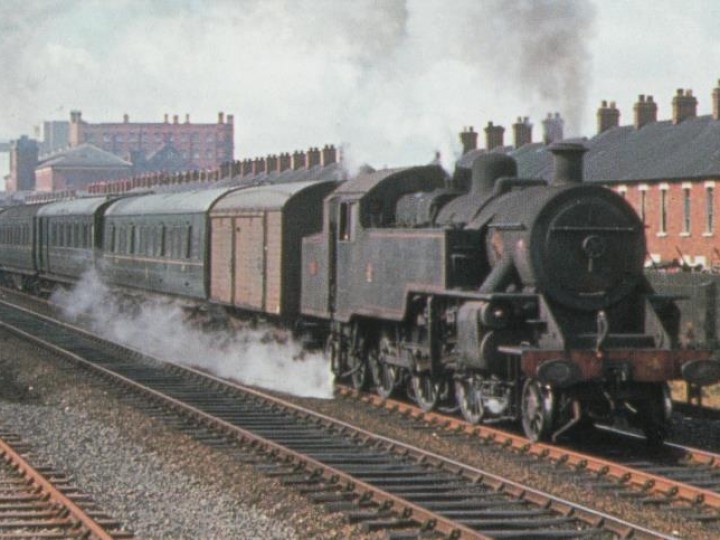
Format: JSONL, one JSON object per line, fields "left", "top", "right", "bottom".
{"left": 411, "top": 373, "right": 439, "bottom": 412}
{"left": 455, "top": 377, "right": 484, "bottom": 424}
{"left": 521, "top": 378, "right": 554, "bottom": 442}
{"left": 372, "top": 336, "right": 398, "bottom": 399}
{"left": 348, "top": 335, "right": 371, "bottom": 390}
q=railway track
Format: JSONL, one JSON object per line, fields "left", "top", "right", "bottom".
{"left": 336, "top": 386, "right": 720, "bottom": 526}
{"left": 0, "top": 298, "right": 669, "bottom": 539}
{"left": 0, "top": 425, "right": 132, "bottom": 539}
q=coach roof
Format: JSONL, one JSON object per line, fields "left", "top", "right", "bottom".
{"left": 104, "top": 187, "right": 234, "bottom": 216}
{"left": 37, "top": 196, "right": 119, "bottom": 217}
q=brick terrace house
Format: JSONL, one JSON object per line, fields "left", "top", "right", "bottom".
{"left": 457, "top": 79, "right": 720, "bottom": 270}
{"left": 68, "top": 110, "right": 234, "bottom": 171}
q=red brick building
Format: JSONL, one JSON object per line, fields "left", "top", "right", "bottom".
{"left": 35, "top": 144, "right": 132, "bottom": 192}
{"left": 68, "top": 111, "right": 234, "bottom": 171}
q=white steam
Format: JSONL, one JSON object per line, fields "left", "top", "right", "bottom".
{"left": 50, "top": 269, "right": 333, "bottom": 399}
{"left": 1, "top": 0, "right": 596, "bottom": 169}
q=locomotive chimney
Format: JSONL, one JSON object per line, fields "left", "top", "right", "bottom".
{"left": 549, "top": 142, "right": 587, "bottom": 187}
{"left": 470, "top": 153, "right": 517, "bottom": 196}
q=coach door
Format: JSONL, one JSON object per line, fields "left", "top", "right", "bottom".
{"left": 233, "top": 213, "right": 266, "bottom": 311}
{"left": 209, "top": 217, "right": 234, "bottom": 304}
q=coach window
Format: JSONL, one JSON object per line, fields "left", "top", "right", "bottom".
{"left": 186, "top": 225, "right": 193, "bottom": 259}
{"left": 339, "top": 202, "right": 357, "bottom": 242}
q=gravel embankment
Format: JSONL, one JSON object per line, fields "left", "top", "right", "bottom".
{"left": 0, "top": 329, "right": 380, "bottom": 540}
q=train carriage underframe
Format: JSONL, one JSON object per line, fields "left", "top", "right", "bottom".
{"left": 327, "top": 293, "right": 677, "bottom": 446}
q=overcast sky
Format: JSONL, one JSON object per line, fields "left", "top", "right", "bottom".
{"left": 1, "top": 0, "right": 719, "bottom": 176}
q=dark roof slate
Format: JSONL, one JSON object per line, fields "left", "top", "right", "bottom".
{"left": 457, "top": 114, "right": 720, "bottom": 184}
{"left": 37, "top": 144, "right": 132, "bottom": 170}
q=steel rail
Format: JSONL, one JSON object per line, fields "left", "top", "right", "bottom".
{"left": 338, "top": 386, "right": 720, "bottom": 510}
{"left": 0, "top": 430, "right": 123, "bottom": 539}
{"left": 0, "top": 299, "right": 667, "bottom": 539}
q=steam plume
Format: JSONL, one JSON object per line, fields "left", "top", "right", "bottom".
{"left": 51, "top": 270, "right": 333, "bottom": 399}
{"left": 1, "top": 0, "right": 595, "bottom": 168}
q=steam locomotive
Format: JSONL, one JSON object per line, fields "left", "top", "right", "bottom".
{"left": 0, "top": 142, "right": 717, "bottom": 443}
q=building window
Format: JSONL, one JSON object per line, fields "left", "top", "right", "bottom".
{"left": 707, "top": 186, "right": 715, "bottom": 234}
{"left": 640, "top": 189, "right": 647, "bottom": 223}
{"left": 659, "top": 188, "right": 667, "bottom": 234}
{"left": 683, "top": 188, "right": 691, "bottom": 234}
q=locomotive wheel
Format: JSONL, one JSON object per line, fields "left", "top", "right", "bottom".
{"left": 521, "top": 379, "right": 554, "bottom": 442}
{"left": 455, "top": 378, "right": 484, "bottom": 424}
{"left": 411, "top": 373, "right": 439, "bottom": 412}
{"left": 372, "top": 337, "right": 398, "bottom": 399}
{"left": 636, "top": 383, "right": 672, "bottom": 447}
{"left": 348, "top": 336, "right": 371, "bottom": 390}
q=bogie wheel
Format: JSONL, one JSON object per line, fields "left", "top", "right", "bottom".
{"left": 411, "top": 373, "right": 439, "bottom": 412}
{"left": 521, "top": 378, "right": 554, "bottom": 442}
{"left": 455, "top": 378, "right": 484, "bottom": 424}
{"left": 371, "top": 337, "right": 398, "bottom": 399}
{"left": 348, "top": 335, "right": 371, "bottom": 390}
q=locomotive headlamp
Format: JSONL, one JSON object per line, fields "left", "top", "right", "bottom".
{"left": 682, "top": 359, "right": 720, "bottom": 386}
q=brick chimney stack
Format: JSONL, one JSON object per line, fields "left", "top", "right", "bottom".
{"left": 633, "top": 95, "right": 658, "bottom": 129}
{"left": 253, "top": 157, "right": 266, "bottom": 175}
{"left": 265, "top": 154, "right": 278, "bottom": 173}
{"left": 542, "top": 112, "right": 564, "bottom": 144}
{"left": 292, "top": 150, "right": 306, "bottom": 170}
{"left": 123, "top": 114, "right": 129, "bottom": 123}
{"left": 322, "top": 144, "right": 337, "bottom": 166}
{"left": 713, "top": 80, "right": 720, "bottom": 120}
{"left": 241, "top": 159, "right": 253, "bottom": 175}
{"left": 185, "top": 114, "right": 190, "bottom": 123}
{"left": 173, "top": 114, "right": 179, "bottom": 124}
{"left": 164, "top": 114, "right": 169, "bottom": 123}
{"left": 218, "top": 112, "right": 225, "bottom": 124}
{"left": 459, "top": 126, "right": 478, "bottom": 154}
{"left": 307, "top": 147, "right": 321, "bottom": 168}
{"left": 672, "top": 88, "right": 698, "bottom": 124}
{"left": 512, "top": 117, "right": 532, "bottom": 148}
{"left": 484, "top": 122, "right": 505, "bottom": 150}
{"left": 70, "top": 111, "right": 82, "bottom": 123}
{"left": 597, "top": 100, "right": 620, "bottom": 134}
{"left": 279, "top": 152, "right": 291, "bottom": 171}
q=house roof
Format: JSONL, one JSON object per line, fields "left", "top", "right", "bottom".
{"left": 36, "top": 144, "right": 132, "bottom": 170}
{"left": 457, "top": 114, "right": 720, "bottom": 184}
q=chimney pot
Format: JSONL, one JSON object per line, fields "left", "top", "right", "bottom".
{"left": 164, "top": 114, "right": 169, "bottom": 123}
{"left": 512, "top": 116, "right": 533, "bottom": 148}
{"left": 459, "top": 126, "right": 479, "bottom": 154}
{"left": 185, "top": 114, "right": 190, "bottom": 123}
{"left": 218, "top": 112, "right": 224, "bottom": 124}
{"left": 484, "top": 122, "right": 505, "bottom": 150}
{"left": 226, "top": 114, "right": 234, "bottom": 124}
{"left": 173, "top": 114, "right": 178, "bottom": 124}
{"left": 597, "top": 100, "right": 620, "bottom": 134}
{"left": 123, "top": 114, "right": 129, "bottom": 123}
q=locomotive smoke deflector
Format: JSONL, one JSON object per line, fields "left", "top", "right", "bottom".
{"left": 548, "top": 141, "right": 587, "bottom": 186}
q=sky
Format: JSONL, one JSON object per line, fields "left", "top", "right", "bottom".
{"left": 1, "top": 0, "right": 720, "bottom": 183}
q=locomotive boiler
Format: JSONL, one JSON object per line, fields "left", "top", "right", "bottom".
{"left": 303, "top": 142, "right": 720, "bottom": 443}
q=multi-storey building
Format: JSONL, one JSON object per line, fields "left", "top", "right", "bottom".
{"left": 6, "top": 136, "right": 39, "bottom": 192}
{"left": 68, "top": 110, "right": 234, "bottom": 170}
